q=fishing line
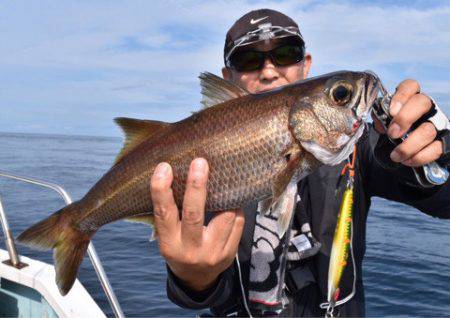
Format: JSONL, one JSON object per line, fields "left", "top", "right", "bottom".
{"left": 235, "top": 198, "right": 297, "bottom": 318}
{"left": 236, "top": 253, "right": 253, "bottom": 318}
{"left": 277, "top": 195, "right": 297, "bottom": 302}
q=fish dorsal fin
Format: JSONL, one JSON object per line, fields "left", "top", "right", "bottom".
{"left": 114, "top": 117, "right": 170, "bottom": 164}
{"left": 200, "top": 72, "right": 248, "bottom": 108}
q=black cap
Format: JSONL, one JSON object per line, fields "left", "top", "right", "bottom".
{"left": 224, "top": 8, "right": 304, "bottom": 64}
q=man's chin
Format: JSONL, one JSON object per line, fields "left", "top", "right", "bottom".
{"left": 257, "top": 84, "right": 287, "bottom": 93}
{"left": 257, "top": 88, "right": 274, "bottom": 93}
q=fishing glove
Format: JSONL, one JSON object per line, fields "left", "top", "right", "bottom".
{"left": 374, "top": 97, "right": 450, "bottom": 182}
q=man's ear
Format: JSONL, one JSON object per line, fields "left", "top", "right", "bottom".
{"left": 302, "top": 53, "right": 312, "bottom": 78}
{"left": 222, "top": 67, "right": 232, "bottom": 80}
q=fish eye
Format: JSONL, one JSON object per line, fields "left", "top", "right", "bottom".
{"left": 330, "top": 83, "right": 353, "bottom": 106}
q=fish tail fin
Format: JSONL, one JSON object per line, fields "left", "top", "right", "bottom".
{"left": 17, "top": 203, "right": 91, "bottom": 296}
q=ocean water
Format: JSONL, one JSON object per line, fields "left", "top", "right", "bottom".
{"left": 0, "top": 132, "right": 448, "bottom": 317}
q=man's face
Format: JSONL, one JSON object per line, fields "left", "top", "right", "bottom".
{"left": 222, "top": 39, "right": 312, "bottom": 94}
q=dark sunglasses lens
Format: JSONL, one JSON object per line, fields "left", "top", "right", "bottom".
{"left": 273, "top": 45, "right": 304, "bottom": 66}
{"left": 230, "top": 51, "right": 264, "bottom": 72}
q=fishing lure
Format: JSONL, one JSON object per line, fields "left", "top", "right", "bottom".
{"left": 321, "top": 145, "right": 357, "bottom": 317}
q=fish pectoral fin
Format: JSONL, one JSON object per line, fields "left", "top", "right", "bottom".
{"left": 199, "top": 72, "right": 249, "bottom": 108}
{"left": 272, "top": 144, "right": 302, "bottom": 200}
{"left": 258, "top": 198, "right": 273, "bottom": 215}
{"left": 273, "top": 181, "right": 298, "bottom": 237}
{"left": 124, "top": 214, "right": 155, "bottom": 226}
{"left": 114, "top": 117, "right": 171, "bottom": 164}
{"left": 267, "top": 145, "right": 303, "bottom": 236}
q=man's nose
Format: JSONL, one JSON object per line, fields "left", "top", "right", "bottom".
{"left": 259, "top": 57, "right": 279, "bottom": 81}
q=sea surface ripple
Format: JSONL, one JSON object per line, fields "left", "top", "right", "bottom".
{"left": 0, "top": 132, "right": 449, "bottom": 317}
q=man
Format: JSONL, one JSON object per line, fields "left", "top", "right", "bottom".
{"left": 150, "top": 9, "right": 450, "bottom": 317}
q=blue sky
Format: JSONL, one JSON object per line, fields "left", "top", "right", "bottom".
{"left": 1, "top": 0, "right": 449, "bottom": 137}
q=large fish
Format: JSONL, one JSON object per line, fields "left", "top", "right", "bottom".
{"left": 18, "top": 71, "right": 380, "bottom": 295}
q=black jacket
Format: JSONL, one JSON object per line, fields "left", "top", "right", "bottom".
{"left": 166, "top": 126, "right": 450, "bottom": 317}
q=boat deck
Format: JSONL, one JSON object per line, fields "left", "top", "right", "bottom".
{"left": 1, "top": 249, "right": 105, "bottom": 317}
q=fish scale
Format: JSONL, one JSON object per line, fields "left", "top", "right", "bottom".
{"left": 17, "top": 70, "right": 380, "bottom": 296}
{"left": 75, "top": 94, "right": 293, "bottom": 231}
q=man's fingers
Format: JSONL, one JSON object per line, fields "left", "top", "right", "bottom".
{"left": 402, "top": 140, "right": 443, "bottom": 167}
{"left": 181, "top": 158, "right": 209, "bottom": 248}
{"left": 390, "top": 122, "right": 437, "bottom": 163}
{"left": 390, "top": 79, "right": 420, "bottom": 117}
{"left": 223, "top": 210, "right": 245, "bottom": 257}
{"left": 205, "top": 210, "right": 237, "bottom": 249}
{"left": 388, "top": 93, "right": 432, "bottom": 139}
{"left": 150, "top": 162, "right": 180, "bottom": 240}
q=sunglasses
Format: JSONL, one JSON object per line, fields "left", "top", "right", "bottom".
{"left": 228, "top": 44, "right": 305, "bottom": 72}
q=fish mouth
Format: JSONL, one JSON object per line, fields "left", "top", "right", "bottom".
{"left": 363, "top": 70, "right": 383, "bottom": 114}
{"left": 350, "top": 71, "right": 381, "bottom": 134}
{"left": 337, "top": 72, "right": 381, "bottom": 158}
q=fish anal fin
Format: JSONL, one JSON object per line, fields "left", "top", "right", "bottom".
{"left": 124, "top": 214, "right": 155, "bottom": 226}
{"left": 114, "top": 117, "right": 170, "bottom": 164}
{"left": 125, "top": 214, "right": 158, "bottom": 241}
{"left": 199, "top": 72, "right": 249, "bottom": 108}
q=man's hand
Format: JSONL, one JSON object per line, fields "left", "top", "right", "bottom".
{"left": 372, "top": 79, "right": 443, "bottom": 167}
{"left": 150, "top": 158, "right": 245, "bottom": 291}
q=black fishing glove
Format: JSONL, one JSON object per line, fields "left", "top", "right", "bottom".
{"left": 373, "top": 97, "right": 450, "bottom": 187}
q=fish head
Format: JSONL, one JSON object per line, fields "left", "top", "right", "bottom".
{"left": 288, "top": 70, "right": 380, "bottom": 165}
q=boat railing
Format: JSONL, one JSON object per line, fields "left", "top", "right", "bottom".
{"left": 0, "top": 170, "right": 125, "bottom": 318}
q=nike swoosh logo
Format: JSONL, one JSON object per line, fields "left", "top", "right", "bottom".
{"left": 250, "top": 16, "right": 269, "bottom": 24}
